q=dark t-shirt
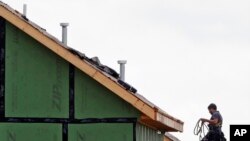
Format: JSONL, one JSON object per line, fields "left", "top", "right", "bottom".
{"left": 210, "top": 111, "right": 223, "bottom": 127}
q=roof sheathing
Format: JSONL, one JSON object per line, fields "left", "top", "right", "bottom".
{"left": 0, "top": 1, "right": 183, "bottom": 132}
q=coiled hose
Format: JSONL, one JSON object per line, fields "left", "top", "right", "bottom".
{"left": 194, "top": 119, "right": 209, "bottom": 141}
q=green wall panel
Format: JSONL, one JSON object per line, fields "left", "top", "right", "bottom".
{"left": 75, "top": 68, "right": 140, "bottom": 118}
{"left": 69, "top": 123, "right": 133, "bottom": 141}
{"left": 5, "top": 22, "right": 69, "bottom": 118}
{"left": 0, "top": 123, "right": 62, "bottom": 141}
{"left": 136, "top": 123, "right": 163, "bottom": 141}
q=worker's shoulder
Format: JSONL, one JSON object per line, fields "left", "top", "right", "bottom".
{"left": 213, "top": 111, "right": 222, "bottom": 118}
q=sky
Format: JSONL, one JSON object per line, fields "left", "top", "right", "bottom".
{"left": 3, "top": 0, "right": 250, "bottom": 140}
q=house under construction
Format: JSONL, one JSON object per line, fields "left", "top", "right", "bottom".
{"left": 0, "top": 1, "right": 183, "bottom": 141}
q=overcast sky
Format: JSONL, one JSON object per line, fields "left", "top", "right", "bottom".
{"left": 4, "top": 0, "right": 250, "bottom": 140}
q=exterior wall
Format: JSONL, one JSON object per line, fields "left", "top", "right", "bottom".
{"left": 75, "top": 68, "right": 140, "bottom": 118}
{"left": 0, "top": 20, "right": 142, "bottom": 141}
{"left": 3, "top": 21, "right": 140, "bottom": 119}
{"left": 0, "top": 123, "right": 62, "bottom": 141}
{"left": 69, "top": 123, "right": 134, "bottom": 141}
{"left": 5, "top": 21, "right": 69, "bottom": 118}
{"left": 136, "top": 123, "right": 164, "bottom": 141}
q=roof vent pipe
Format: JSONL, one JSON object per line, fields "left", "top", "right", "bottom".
{"left": 60, "top": 23, "right": 69, "bottom": 45}
{"left": 23, "top": 4, "right": 27, "bottom": 16}
{"left": 118, "top": 60, "right": 127, "bottom": 81}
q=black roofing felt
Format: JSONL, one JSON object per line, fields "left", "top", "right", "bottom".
{"left": 68, "top": 47, "right": 137, "bottom": 93}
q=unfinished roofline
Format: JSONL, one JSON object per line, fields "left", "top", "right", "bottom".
{"left": 0, "top": 2, "right": 183, "bottom": 132}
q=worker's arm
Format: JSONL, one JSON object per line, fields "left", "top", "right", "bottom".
{"left": 200, "top": 118, "right": 218, "bottom": 125}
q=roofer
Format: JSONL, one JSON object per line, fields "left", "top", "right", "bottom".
{"left": 200, "top": 103, "right": 226, "bottom": 141}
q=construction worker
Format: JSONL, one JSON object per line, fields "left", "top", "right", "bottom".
{"left": 200, "top": 103, "right": 226, "bottom": 141}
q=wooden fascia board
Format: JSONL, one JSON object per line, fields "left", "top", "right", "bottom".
{"left": 156, "top": 112, "right": 183, "bottom": 132}
{"left": 140, "top": 114, "right": 183, "bottom": 132}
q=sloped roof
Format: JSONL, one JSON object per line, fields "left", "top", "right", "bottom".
{"left": 0, "top": 1, "right": 183, "bottom": 132}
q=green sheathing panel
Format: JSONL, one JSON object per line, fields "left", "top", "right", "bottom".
{"left": 5, "top": 22, "right": 69, "bottom": 118}
{"left": 69, "top": 123, "right": 133, "bottom": 141}
{"left": 0, "top": 123, "right": 62, "bottom": 141}
{"left": 136, "top": 123, "right": 163, "bottom": 141}
{"left": 75, "top": 68, "right": 140, "bottom": 118}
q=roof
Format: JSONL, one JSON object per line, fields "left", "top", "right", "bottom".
{"left": 0, "top": 1, "right": 183, "bottom": 132}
